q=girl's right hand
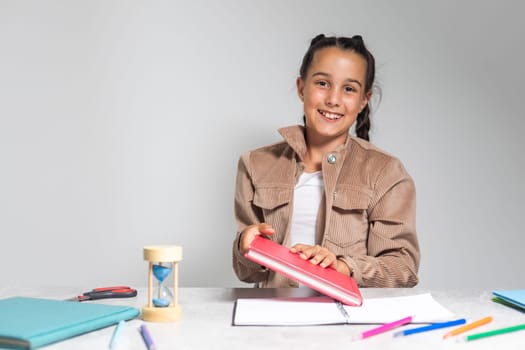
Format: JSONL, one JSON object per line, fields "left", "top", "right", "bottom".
{"left": 239, "top": 223, "right": 275, "bottom": 255}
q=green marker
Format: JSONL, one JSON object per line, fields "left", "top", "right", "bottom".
{"left": 465, "top": 323, "right": 525, "bottom": 342}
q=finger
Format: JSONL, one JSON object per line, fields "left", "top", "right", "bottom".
{"left": 319, "top": 254, "right": 336, "bottom": 268}
{"left": 258, "top": 223, "right": 275, "bottom": 236}
{"left": 309, "top": 250, "right": 329, "bottom": 265}
{"left": 240, "top": 226, "right": 261, "bottom": 254}
{"left": 290, "top": 244, "right": 315, "bottom": 257}
{"left": 240, "top": 223, "right": 275, "bottom": 254}
{"left": 308, "top": 248, "right": 336, "bottom": 268}
{"left": 290, "top": 243, "right": 306, "bottom": 254}
{"left": 298, "top": 245, "right": 323, "bottom": 260}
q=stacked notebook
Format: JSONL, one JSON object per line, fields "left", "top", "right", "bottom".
{"left": 492, "top": 289, "right": 525, "bottom": 312}
{"left": 0, "top": 297, "right": 140, "bottom": 349}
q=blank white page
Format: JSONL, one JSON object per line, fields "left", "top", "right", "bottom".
{"left": 343, "top": 293, "right": 455, "bottom": 323}
{"left": 233, "top": 296, "right": 345, "bottom": 326}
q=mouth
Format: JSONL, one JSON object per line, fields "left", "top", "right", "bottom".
{"left": 318, "top": 109, "right": 343, "bottom": 121}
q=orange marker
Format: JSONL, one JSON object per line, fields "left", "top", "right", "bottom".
{"left": 443, "top": 316, "right": 493, "bottom": 339}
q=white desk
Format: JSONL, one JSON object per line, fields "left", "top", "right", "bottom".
{"left": 1, "top": 287, "right": 524, "bottom": 349}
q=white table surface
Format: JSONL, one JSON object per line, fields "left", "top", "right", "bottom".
{"left": 1, "top": 287, "right": 524, "bottom": 349}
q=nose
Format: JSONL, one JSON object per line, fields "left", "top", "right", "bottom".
{"left": 326, "top": 88, "right": 341, "bottom": 107}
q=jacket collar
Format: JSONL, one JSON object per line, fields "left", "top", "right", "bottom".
{"left": 278, "top": 125, "right": 351, "bottom": 161}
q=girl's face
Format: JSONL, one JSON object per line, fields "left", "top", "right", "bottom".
{"left": 297, "top": 47, "right": 370, "bottom": 145}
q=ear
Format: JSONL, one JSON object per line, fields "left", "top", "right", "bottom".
{"left": 296, "top": 77, "right": 305, "bottom": 102}
{"left": 360, "top": 91, "right": 372, "bottom": 111}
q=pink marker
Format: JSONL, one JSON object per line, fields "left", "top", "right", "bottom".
{"left": 354, "top": 316, "right": 413, "bottom": 340}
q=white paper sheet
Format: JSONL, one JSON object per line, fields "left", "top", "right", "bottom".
{"left": 233, "top": 293, "right": 455, "bottom": 326}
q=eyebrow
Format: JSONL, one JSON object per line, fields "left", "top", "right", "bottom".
{"left": 311, "top": 72, "right": 363, "bottom": 88}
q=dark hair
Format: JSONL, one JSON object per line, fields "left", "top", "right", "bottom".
{"left": 300, "top": 34, "right": 376, "bottom": 141}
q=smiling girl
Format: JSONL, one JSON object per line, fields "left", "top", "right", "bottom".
{"left": 232, "top": 34, "right": 420, "bottom": 288}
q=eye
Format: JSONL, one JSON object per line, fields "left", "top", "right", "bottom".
{"left": 315, "top": 80, "right": 329, "bottom": 88}
{"left": 344, "top": 86, "right": 355, "bottom": 93}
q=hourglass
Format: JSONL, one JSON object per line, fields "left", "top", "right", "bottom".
{"left": 142, "top": 245, "right": 183, "bottom": 322}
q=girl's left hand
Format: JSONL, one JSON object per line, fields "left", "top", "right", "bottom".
{"left": 290, "top": 244, "right": 350, "bottom": 275}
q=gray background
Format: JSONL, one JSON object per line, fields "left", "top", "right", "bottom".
{"left": 1, "top": 1, "right": 523, "bottom": 289}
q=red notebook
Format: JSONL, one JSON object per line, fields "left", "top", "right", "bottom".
{"left": 245, "top": 236, "right": 363, "bottom": 306}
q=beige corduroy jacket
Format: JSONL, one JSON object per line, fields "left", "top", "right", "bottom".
{"left": 232, "top": 125, "right": 420, "bottom": 288}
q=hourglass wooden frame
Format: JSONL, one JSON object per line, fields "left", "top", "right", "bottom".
{"left": 142, "top": 245, "right": 183, "bottom": 322}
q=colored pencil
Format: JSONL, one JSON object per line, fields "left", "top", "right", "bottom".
{"left": 465, "top": 323, "right": 525, "bottom": 342}
{"left": 354, "top": 316, "right": 412, "bottom": 340}
{"left": 140, "top": 324, "right": 156, "bottom": 350}
{"left": 109, "top": 320, "right": 125, "bottom": 349}
{"left": 443, "top": 316, "right": 492, "bottom": 338}
{"left": 394, "top": 319, "right": 466, "bottom": 337}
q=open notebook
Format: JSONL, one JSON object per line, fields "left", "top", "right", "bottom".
{"left": 233, "top": 293, "right": 455, "bottom": 326}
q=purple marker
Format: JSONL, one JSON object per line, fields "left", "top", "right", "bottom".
{"left": 140, "top": 324, "right": 156, "bottom": 350}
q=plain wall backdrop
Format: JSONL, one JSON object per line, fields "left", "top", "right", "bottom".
{"left": 1, "top": 0, "right": 524, "bottom": 289}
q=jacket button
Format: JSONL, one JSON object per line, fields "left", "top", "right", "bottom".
{"left": 327, "top": 153, "right": 337, "bottom": 164}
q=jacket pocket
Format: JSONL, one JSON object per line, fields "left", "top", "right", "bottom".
{"left": 325, "top": 187, "right": 371, "bottom": 251}
{"left": 252, "top": 186, "right": 292, "bottom": 241}
{"left": 253, "top": 186, "right": 292, "bottom": 210}
{"left": 332, "top": 187, "right": 371, "bottom": 211}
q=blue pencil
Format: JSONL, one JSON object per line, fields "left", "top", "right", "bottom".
{"left": 394, "top": 319, "right": 467, "bottom": 337}
{"left": 109, "top": 320, "right": 125, "bottom": 349}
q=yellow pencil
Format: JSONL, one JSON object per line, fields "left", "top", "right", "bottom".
{"left": 443, "top": 316, "right": 493, "bottom": 339}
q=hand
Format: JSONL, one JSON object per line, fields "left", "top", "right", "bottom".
{"left": 239, "top": 223, "right": 275, "bottom": 255}
{"left": 290, "top": 244, "right": 350, "bottom": 275}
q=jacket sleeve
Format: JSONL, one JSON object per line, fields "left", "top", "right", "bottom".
{"left": 339, "top": 158, "right": 420, "bottom": 287}
{"left": 232, "top": 152, "right": 269, "bottom": 283}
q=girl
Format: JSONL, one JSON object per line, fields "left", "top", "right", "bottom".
{"left": 232, "top": 34, "right": 420, "bottom": 288}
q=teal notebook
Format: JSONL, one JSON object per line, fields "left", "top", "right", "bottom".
{"left": 492, "top": 289, "right": 525, "bottom": 311}
{"left": 0, "top": 297, "right": 140, "bottom": 349}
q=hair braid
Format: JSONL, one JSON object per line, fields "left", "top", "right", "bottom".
{"left": 356, "top": 105, "right": 371, "bottom": 141}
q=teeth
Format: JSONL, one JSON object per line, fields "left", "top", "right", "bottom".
{"left": 320, "top": 110, "right": 343, "bottom": 120}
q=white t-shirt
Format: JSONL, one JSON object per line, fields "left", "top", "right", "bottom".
{"left": 289, "top": 171, "right": 324, "bottom": 247}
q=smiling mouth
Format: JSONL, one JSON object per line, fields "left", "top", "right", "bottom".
{"left": 319, "top": 110, "right": 343, "bottom": 120}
